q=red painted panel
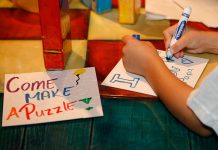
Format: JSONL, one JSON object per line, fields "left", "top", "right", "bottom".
{"left": 38, "top": 0, "right": 63, "bottom": 49}
{"left": 0, "top": 8, "right": 90, "bottom": 40}
{"left": 43, "top": 52, "right": 65, "bottom": 70}
{"left": 86, "top": 40, "right": 124, "bottom": 81}
{"left": 0, "top": 9, "right": 41, "bottom": 39}
{"left": 69, "top": 9, "right": 90, "bottom": 39}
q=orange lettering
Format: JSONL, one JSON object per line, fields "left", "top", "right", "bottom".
{"left": 6, "top": 107, "right": 19, "bottom": 120}
{"left": 19, "top": 103, "right": 36, "bottom": 120}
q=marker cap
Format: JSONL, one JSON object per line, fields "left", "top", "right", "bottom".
{"left": 183, "top": 6, "right": 192, "bottom": 15}
{"left": 132, "top": 34, "right": 141, "bottom": 40}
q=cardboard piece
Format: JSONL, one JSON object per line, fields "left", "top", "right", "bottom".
{"left": 3, "top": 67, "right": 103, "bottom": 126}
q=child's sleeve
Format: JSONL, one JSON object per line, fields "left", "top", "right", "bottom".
{"left": 187, "top": 66, "right": 218, "bottom": 135}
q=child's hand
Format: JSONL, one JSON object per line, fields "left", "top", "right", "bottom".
{"left": 122, "top": 35, "right": 159, "bottom": 76}
{"left": 163, "top": 25, "right": 218, "bottom": 58}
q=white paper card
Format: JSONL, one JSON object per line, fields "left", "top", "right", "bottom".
{"left": 3, "top": 67, "right": 103, "bottom": 126}
{"left": 146, "top": 0, "right": 218, "bottom": 28}
{"left": 102, "top": 50, "right": 208, "bottom": 96}
{"left": 146, "top": 0, "right": 185, "bottom": 20}
{"left": 173, "top": 0, "right": 218, "bottom": 28}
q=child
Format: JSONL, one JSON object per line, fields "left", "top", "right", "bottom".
{"left": 122, "top": 24, "right": 218, "bottom": 136}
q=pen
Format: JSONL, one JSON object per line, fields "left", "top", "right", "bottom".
{"left": 132, "top": 34, "right": 141, "bottom": 40}
{"left": 166, "top": 7, "right": 192, "bottom": 60}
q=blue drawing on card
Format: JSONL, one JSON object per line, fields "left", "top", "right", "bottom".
{"left": 161, "top": 54, "right": 194, "bottom": 64}
{"left": 166, "top": 57, "right": 175, "bottom": 62}
{"left": 170, "top": 66, "right": 180, "bottom": 76}
{"left": 181, "top": 58, "right": 194, "bottom": 64}
{"left": 186, "top": 69, "right": 193, "bottom": 75}
{"left": 110, "top": 74, "right": 140, "bottom": 88}
{"left": 179, "top": 76, "right": 190, "bottom": 82}
{"left": 161, "top": 55, "right": 175, "bottom": 62}
{"left": 179, "top": 69, "right": 193, "bottom": 82}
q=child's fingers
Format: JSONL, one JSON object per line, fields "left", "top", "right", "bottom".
{"left": 122, "top": 35, "right": 134, "bottom": 44}
{"left": 171, "top": 35, "right": 190, "bottom": 54}
{"left": 163, "top": 24, "right": 178, "bottom": 49}
{"left": 163, "top": 31, "right": 173, "bottom": 49}
{"left": 174, "top": 51, "right": 182, "bottom": 58}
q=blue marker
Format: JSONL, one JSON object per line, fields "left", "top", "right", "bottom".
{"left": 132, "top": 34, "right": 141, "bottom": 40}
{"left": 166, "top": 7, "right": 192, "bottom": 60}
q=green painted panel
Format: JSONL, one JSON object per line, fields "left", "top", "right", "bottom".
{"left": 91, "top": 99, "right": 190, "bottom": 150}
{"left": 22, "top": 119, "right": 92, "bottom": 150}
{"left": 188, "top": 132, "right": 218, "bottom": 150}
{"left": 1, "top": 93, "right": 218, "bottom": 150}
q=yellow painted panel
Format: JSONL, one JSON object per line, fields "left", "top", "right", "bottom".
{"left": 88, "top": 9, "right": 170, "bottom": 40}
{"left": 65, "top": 40, "right": 87, "bottom": 69}
{"left": 0, "top": 40, "right": 87, "bottom": 92}
{"left": 69, "top": 0, "right": 88, "bottom": 9}
{"left": 0, "top": 40, "right": 45, "bottom": 92}
{"left": 0, "top": 0, "right": 16, "bottom": 8}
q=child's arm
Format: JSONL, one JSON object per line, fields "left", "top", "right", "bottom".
{"left": 122, "top": 36, "right": 213, "bottom": 136}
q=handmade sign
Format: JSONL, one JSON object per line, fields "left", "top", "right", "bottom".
{"left": 102, "top": 50, "right": 209, "bottom": 96}
{"left": 3, "top": 67, "right": 103, "bottom": 126}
